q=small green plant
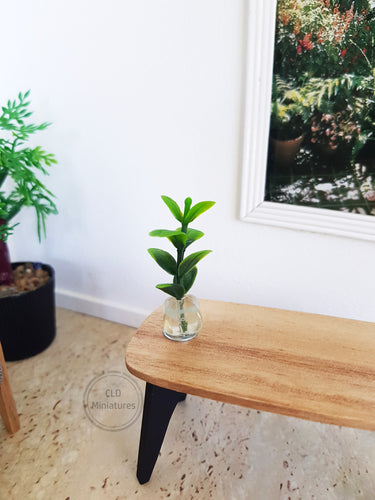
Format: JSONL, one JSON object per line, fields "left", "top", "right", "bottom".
{"left": 148, "top": 195, "right": 215, "bottom": 300}
{"left": 270, "top": 76, "right": 311, "bottom": 139}
{"left": 0, "top": 90, "right": 57, "bottom": 242}
{"left": 0, "top": 90, "right": 57, "bottom": 286}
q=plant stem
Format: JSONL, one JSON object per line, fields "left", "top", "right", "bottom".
{"left": 0, "top": 219, "right": 13, "bottom": 286}
{"left": 177, "top": 221, "right": 188, "bottom": 332}
{"left": 176, "top": 248, "right": 184, "bottom": 285}
{"left": 349, "top": 40, "right": 372, "bottom": 70}
{"left": 175, "top": 222, "right": 188, "bottom": 286}
{"left": 179, "top": 296, "right": 188, "bottom": 333}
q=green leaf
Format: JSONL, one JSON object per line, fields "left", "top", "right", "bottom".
{"left": 148, "top": 248, "right": 177, "bottom": 275}
{"left": 178, "top": 250, "right": 212, "bottom": 277}
{"left": 161, "top": 195, "right": 183, "bottom": 222}
{"left": 168, "top": 232, "right": 187, "bottom": 249}
{"left": 156, "top": 283, "right": 185, "bottom": 300}
{"left": 181, "top": 266, "right": 197, "bottom": 293}
{"left": 149, "top": 229, "right": 182, "bottom": 238}
{"left": 185, "top": 228, "right": 204, "bottom": 247}
{"left": 149, "top": 228, "right": 188, "bottom": 249}
{"left": 184, "top": 201, "right": 215, "bottom": 224}
{"left": 183, "top": 197, "right": 192, "bottom": 219}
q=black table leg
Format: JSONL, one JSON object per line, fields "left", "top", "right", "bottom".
{"left": 136, "top": 382, "right": 187, "bottom": 484}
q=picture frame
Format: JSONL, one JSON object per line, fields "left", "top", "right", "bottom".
{"left": 240, "top": 0, "right": 375, "bottom": 241}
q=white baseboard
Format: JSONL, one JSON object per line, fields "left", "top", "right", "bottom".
{"left": 55, "top": 288, "right": 148, "bottom": 328}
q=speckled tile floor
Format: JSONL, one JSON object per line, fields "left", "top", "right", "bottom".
{"left": 1, "top": 308, "right": 374, "bottom": 500}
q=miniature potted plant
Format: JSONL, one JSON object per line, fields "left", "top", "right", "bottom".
{"left": 310, "top": 110, "right": 362, "bottom": 159}
{"left": 0, "top": 91, "right": 57, "bottom": 361}
{"left": 305, "top": 74, "right": 374, "bottom": 162}
{"left": 148, "top": 195, "right": 215, "bottom": 341}
{"left": 269, "top": 76, "right": 311, "bottom": 167}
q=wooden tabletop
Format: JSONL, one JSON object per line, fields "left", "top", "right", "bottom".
{"left": 125, "top": 300, "right": 375, "bottom": 431}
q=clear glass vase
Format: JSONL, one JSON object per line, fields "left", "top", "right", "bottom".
{"left": 163, "top": 294, "right": 202, "bottom": 341}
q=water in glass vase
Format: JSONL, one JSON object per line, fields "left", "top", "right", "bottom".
{"left": 163, "top": 294, "right": 202, "bottom": 341}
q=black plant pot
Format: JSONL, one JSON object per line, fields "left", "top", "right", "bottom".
{"left": 0, "top": 263, "right": 56, "bottom": 361}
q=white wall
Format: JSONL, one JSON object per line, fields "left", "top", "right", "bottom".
{"left": 2, "top": 0, "right": 375, "bottom": 326}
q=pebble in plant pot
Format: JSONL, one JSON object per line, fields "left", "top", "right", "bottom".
{"left": 0, "top": 91, "right": 58, "bottom": 361}
{"left": 148, "top": 195, "right": 215, "bottom": 341}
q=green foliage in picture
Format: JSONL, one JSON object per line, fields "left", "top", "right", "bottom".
{"left": 270, "top": 0, "right": 375, "bottom": 155}
{"left": 270, "top": 76, "right": 313, "bottom": 139}
{"left": 148, "top": 196, "right": 215, "bottom": 300}
{"left": 266, "top": 0, "right": 375, "bottom": 214}
{"left": 0, "top": 91, "right": 57, "bottom": 242}
{"left": 274, "top": 0, "right": 374, "bottom": 79}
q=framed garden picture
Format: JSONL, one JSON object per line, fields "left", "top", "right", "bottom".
{"left": 240, "top": 0, "right": 375, "bottom": 240}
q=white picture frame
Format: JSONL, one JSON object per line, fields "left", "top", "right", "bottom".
{"left": 240, "top": 0, "right": 375, "bottom": 241}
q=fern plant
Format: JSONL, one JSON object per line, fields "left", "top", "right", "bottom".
{"left": 0, "top": 91, "right": 57, "bottom": 286}
{"left": 148, "top": 196, "right": 215, "bottom": 300}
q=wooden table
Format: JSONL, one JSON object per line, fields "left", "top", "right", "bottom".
{"left": 125, "top": 300, "right": 375, "bottom": 484}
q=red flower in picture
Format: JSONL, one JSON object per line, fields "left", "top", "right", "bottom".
{"left": 299, "top": 33, "right": 314, "bottom": 51}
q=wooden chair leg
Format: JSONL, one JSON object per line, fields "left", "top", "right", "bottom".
{"left": 0, "top": 342, "right": 20, "bottom": 434}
